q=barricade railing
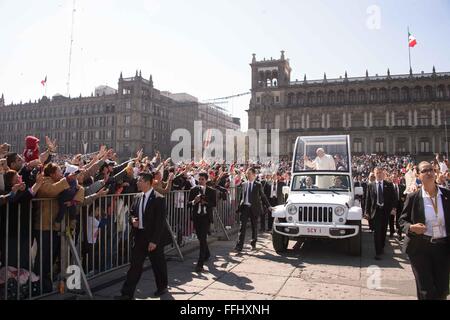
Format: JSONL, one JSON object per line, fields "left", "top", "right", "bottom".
{"left": 0, "top": 187, "right": 241, "bottom": 300}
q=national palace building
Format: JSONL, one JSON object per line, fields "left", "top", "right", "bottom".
{"left": 248, "top": 51, "right": 450, "bottom": 159}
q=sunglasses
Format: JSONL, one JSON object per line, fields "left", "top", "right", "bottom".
{"left": 420, "top": 168, "right": 434, "bottom": 174}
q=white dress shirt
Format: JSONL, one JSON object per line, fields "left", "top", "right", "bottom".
{"left": 197, "top": 186, "right": 206, "bottom": 214}
{"left": 422, "top": 187, "right": 447, "bottom": 238}
{"left": 271, "top": 181, "right": 277, "bottom": 198}
{"left": 139, "top": 188, "right": 153, "bottom": 229}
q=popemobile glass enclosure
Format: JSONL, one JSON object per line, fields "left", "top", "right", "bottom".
{"left": 293, "top": 135, "right": 351, "bottom": 173}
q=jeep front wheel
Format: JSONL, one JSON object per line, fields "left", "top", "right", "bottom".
{"left": 272, "top": 231, "right": 289, "bottom": 253}
{"left": 347, "top": 225, "right": 362, "bottom": 256}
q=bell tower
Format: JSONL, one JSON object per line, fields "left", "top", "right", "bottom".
{"left": 250, "top": 51, "right": 291, "bottom": 90}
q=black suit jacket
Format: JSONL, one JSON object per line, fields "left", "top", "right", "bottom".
{"left": 268, "top": 181, "right": 286, "bottom": 205}
{"left": 129, "top": 191, "right": 171, "bottom": 246}
{"left": 188, "top": 185, "right": 216, "bottom": 219}
{"left": 399, "top": 187, "right": 450, "bottom": 255}
{"left": 239, "top": 181, "right": 271, "bottom": 216}
{"left": 365, "top": 181, "right": 397, "bottom": 220}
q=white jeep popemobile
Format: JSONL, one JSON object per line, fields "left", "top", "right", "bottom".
{"left": 272, "top": 135, "right": 364, "bottom": 255}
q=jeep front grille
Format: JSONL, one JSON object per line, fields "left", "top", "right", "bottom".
{"left": 298, "top": 206, "right": 333, "bottom": 223}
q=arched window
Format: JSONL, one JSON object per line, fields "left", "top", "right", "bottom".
{"left": 391, "top": 87, "right": 399, "bottom": 102}
{"left": 287, "top": 93, "right": 295, "bottom": 106}
{"left": 369, "top": 89, "right": 378, "bottom": 103}
{"left": 296, "top": 93, "right": 304, "bottom": 105}
{"left": 437, "top": 85, "right": 446, "bottom": 99}
{"left": 307, "top": 92, "right": 315, "bottom": 105}
{"left": 327, "top": 91, "right": 336, "bottom": 104}
{"left": 401, "top": 87, "right": 410, "bottom": 102}
{"left": 424, "top": 86, "right": 433, "bottom": 100}
{"left": 379, "top": 88, "right": 387, "bottom": 103}
{"left": 358, "top": 89, "right": 366, "bottom": 104}
{"left": 349, "top": 90, "right": 356, "bottom": 104}
{"left": 316, "top": 91, "right": 324, "bottom": 105}
{"left": 337, "top": 90, "right": 345, "bottom": 104}
{"left": 413, "top": 86, "right": 423, "bottom": 101}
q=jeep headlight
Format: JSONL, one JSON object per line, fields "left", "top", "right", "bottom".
{"left": 287, "top": 205, "right": 297, "bottom": 215}
{"left": 335, "top": 206, "right": 345, "bottom": 216}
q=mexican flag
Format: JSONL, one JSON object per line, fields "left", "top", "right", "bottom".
{"left": 41, "top": 76, "right": 47, "bottom": 86}
{"left": 408, "top": 32, "right": 417, "bottom": 48}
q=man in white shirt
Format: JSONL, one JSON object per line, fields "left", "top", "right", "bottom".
{"left": 304, "top": 148, "right": 336, "bottom": 188}
{"left": 117, "top": 173, "right": 169, "bottom": 300}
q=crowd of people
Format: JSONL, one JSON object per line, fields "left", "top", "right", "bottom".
{"left": 1, "top": 135, "right": 449, "bottom": 300}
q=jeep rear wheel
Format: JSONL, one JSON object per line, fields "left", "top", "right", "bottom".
{"left": 272, "top": 231, "right": 289, "bottom": 253}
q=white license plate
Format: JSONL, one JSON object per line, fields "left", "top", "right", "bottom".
{"left": 300, "top": 226, "right": 326, "bottom": 235}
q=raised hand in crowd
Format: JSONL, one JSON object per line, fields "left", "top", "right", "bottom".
{"left": 45, "top": 136, "right": 57, "bottom": 153}
{"left": 0, "top": 143, "right": 10, "bottom": 158}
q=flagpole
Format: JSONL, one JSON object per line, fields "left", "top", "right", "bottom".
{"left": 408, "top": 26, "right": 412, "bottom": 72}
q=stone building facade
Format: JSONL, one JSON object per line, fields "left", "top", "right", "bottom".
{"left": 0, "top": 71, "right": 240, "bottom": 160}
{"left": 248, "top": 51, "right": 450, "bottom": 159}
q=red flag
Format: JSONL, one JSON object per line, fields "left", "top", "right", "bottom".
{"left": 41, "top": 76, "right": 47, "bottom": 86}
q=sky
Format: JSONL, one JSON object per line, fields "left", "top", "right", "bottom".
{"left": 1, "top": 0, "right": 450, "bottom": 131}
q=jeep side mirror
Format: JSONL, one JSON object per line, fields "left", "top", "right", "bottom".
{"left": 354, "top": 186, "right": 363, "bottom": 196}
{"left": 282, "top": 186, "right": 290, "bottom": 196}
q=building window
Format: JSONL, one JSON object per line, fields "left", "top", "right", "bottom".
{"left": 256, "top": 97, "right": 261, "bottom": 104}
{"left": 317, "top": 92, "right": 324, "bottom": 105}
{"left": 375, "top": 138, "right": 385, "bottom": 153}
{"left": 125, "top": 101, "right": 131, "bottom": 109}
{"left": 124, "top": 129, "right": 130, "bottom": 138}
{"left": 397, "top": 118, "right": 407, "bottom": 126}
{"left": 311, "top": 120, "right": 321, "bottom": 129}
{"left": 437, "top": 85, "right": 445, "bottom": 99}
{"left": 353, "top": 140, "right": 363, "bottom": 153}
{"left": 292, "top": 120, "right": 301, "bottom": 130}
{"left": 349, "top": 91, "right": 356, "bottom": 104}
{"left": 396, "top": 138, "right": 408, "bottom": 153}
{"left": 418, "top": 116, "right": 430, "bottom": 126}
{"left": 125, "top": 115, "right": 131, "bottom": 125}
{"left": 275, "top": 96, "right": 280, "bottom": 103}
{"left": 330, "top": 119, "right": 341, "bottom": 128}
{"left": 420, "top": 139, "right": 430, "bottom": 153}
{"left": 374, "top": 118, "right": 385, "bottom": 127}
{"left": 352, "top": 117, "right": 364, "bottom": 128}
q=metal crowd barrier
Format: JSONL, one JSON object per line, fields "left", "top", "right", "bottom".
{"left": 0, "top": 187, "right": 241, "bottom": 300}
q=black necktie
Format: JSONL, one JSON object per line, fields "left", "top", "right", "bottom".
{"left": 141, "top": 194, "right": 146, "bottom": 226}
{"left": 201, "top": 187, "right": 204, "bottom": 214}
{"left": 377, "top": 182, "right": 383, "bottom": 206}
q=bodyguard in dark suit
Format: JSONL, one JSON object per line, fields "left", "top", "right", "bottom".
{"left": 399, "top": 161, "right": 450, "bottom": 300}
{"left": 365, "top": 167, "right": 397, "bottom": 259}
{"left": 235, "top": 167, "right": 272, "bottom": 251}
{"left": 266, "top": 173, "right": 285, "bottom": 231}
{"left": 117, "top": 173, "right": 170, "bottom": 299}
{"left": 188, "top": 172, "right": 216, "bottom": 272}
{"left": 392, "top": 179, "right": 406, "bottom": 240}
